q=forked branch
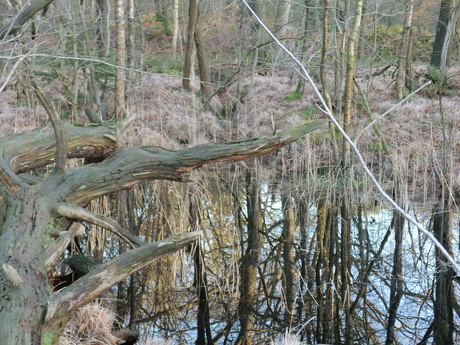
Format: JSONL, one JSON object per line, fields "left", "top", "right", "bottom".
{"left": 45, "top": 231, "right": 201, "bottom": 328}
{"left": 53, "top": 202, "right": 145, "bottom": 248}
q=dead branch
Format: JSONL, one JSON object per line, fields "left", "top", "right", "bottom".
{"left": 45, "top": 231, "right": 201, "bottom": 327}
{"left": 59, "top": 119, "right": 326, "bottom": 205}
{"left": 53, "top": 202, "right": 145, "bottom": 248}
{"left": 31, "top": 81, "right": 67, "bottom": 172}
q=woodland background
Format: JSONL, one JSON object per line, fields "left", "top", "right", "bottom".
{"left": 1, "top": 0, "right": 460, "bottom": 344}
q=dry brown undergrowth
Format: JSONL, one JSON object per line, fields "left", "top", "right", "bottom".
{"left": 1, "top": 67, "right": 459, "bottom": 200}
{"left": 60, "top": 302, "right": 175, "bottom": 345}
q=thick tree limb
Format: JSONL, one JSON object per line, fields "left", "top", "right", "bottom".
{"left": 0, "top": 123, "right": 118, "bottom": 173}
{"left": 53, "top": 202, "right": 145, "bottom": 248}
{"left": 55, "top": 119, "right": 326, "bottom": 205}
{"left": 0, "top": 0, "right": 56, "bottom": 38}
{"left": 45, "top": 231, "right": 200, "bottom": 324}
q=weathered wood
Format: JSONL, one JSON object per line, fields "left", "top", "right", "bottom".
{"left": 43, "top": 231, "right": 201, "bottom": 343}
{"left": 0, "top": 123, "right": 118, "bottom": 173}
{"left": 49, "top": 119, "right": 326, "bottom": 205}
{"left": 0, "top": 118, "right": 326, "bottom": 345}
{"left": 54, "top": 202, "right": 145, "bottom": 248}
{"left": 0, "top": 0, "right": 56, "bottom": 38}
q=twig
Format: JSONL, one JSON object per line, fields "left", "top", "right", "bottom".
{"left": 240, "top": 0, "right": 460, "bottom": 273}
{"left": 353, "top": 78, "right": 390, "bottom": 152}
{"left": 0, "top": 52, "right": 29, "bottom": 94}
{"left": 354, "top": 80, "right": 431, "bottom": 143}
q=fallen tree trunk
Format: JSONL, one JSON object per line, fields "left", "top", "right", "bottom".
{"left": 0, "top": 119, "right": 326, "bottom": 345}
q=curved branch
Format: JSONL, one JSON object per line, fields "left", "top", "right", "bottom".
{"left": 32, "top": 81, "right": 67, "bottom": 172}
{"left": 0, "top": 123, "right": 118, "bottom": 173}
{"left": 58, "top": 119, "right": 326, "bottom": 205}
{"left": 45, "top": 231, "right": 200, "bottom": 325}
{"left": 0, "top": 0, "right": 56, "bottom": 39}
{"left": 53, "top": 202, "right": 145, "bottom": 248}
{"left": 0, "top": 158, "right": 26, "bottom": 194}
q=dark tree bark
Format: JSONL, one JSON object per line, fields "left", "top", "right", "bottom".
{"left": 190, "top": 192, "right": 213, "bottom": 345}
{"left": 430, "top": 0, "right": 457, "bottom": 69}
{"left": 235, "top": 169, "right": 264, "bottom": 345}
{"left": 0, "top": 119, "right": 325, "bottom": 344}
{"left": 340, "top": 195, "right": 352, "bottom": 345}
{"left": 385, "top": 210, "right": 405, "bottom": 345}
{"left": 432, "top": 203, "right": 454, "bottom": 345}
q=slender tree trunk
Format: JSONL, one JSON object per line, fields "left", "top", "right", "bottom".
{"left": 114, "top": 0, "right": 132, "bottom": 317}
{"left": 115, "top": 190, "right": 131, "bottom": 324}
{"left": 327, "top": 198, "right": 339, "bottom": 344}
{"left": 395, "top": 0, "right": 414, "bottom": 99}
{"left": 321, "top": 0, "right": 340, "bottom": 164}
{"left": 342, "top": 0, "right": 363, "bottom": 166}
{"left": 96, "top": 0, "right": 110, "bottom": 57}
{"left": 275, "top": 0, "right": 291, "bottom": 36}
{"left": 340, "top": 195, "right": 352, "bottom": 345}
{"left": 115, "top": 0, "right": 126, "bottom": 119}
{"left": 296, "top": 197, "right": 310, "bottom": 340}
{"left": 320, "top": 0, "right": 330, "bottom": 96}
{"left": 432, "top": 203, "right": 455, "bottom": 345}
{"left": 295, "top": 0, "right": 312, "bottom": 96}
{"left": 127, "top": 0, "right": 136, "bottom": 75}
{"left": 314, "top": 197, "right": 328, "bottom": 342}
{"left": 333, "top": 0, "right": 348, "bottom": 118}
{"left": 281, "top": 189, "right": 296, "bottom": 327}
{"left": 183, "top": 0, "right": 199, "bottom": 91}
{"left": 235, "top": 168, "right": 263, "bottom": 345}
{"left": 194, "top": 6, "right": 213, "bottom": 100}
{"left": 385, "top": 209, "right": 405, "bottom": 345}
{"left": 172, "top": 0, "right": 179, "bottom": 59}
{"left": 190, "top": 192, "right": 213, "bottom": 345}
